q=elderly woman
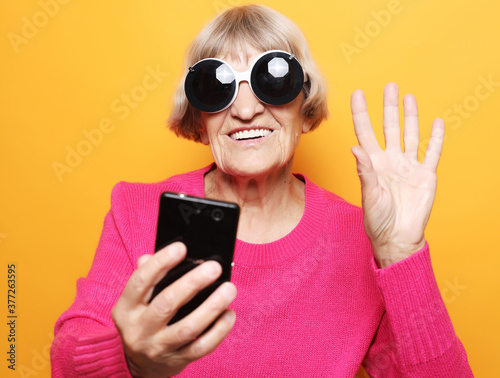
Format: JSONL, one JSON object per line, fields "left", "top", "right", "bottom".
{"left": 51, "top": 5, "right": 473, "bottom": 377}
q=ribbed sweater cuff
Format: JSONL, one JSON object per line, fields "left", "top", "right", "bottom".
{"left": 73, "top": 327, "right": 133, "bottom": 377}
{"left": 373, "top": 243, "right": 457, "bottom": 368}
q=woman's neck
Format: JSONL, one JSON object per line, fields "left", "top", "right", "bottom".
{"left": 204, "top": 164, "right": 306, "bottom": 244}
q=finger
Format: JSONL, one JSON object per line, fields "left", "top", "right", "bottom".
{"left": 382, "top": 82, "right": 401, "bottom": 151}
{"left": 137, "top": 254, "right": 152, "bottom": 267}
{"left": 351, "top": 145, "right": 379, "bottom": 195}
{"left": 176, "top": 309, "right": 236, "bottom": 363}
{"left": 402, "top": 94, "right": 420, "bottom": 160}
{"left": 142, "top": 260, "right": 224, "bottom": 334}
{"left": 351, "top": 89, "right": 382, "bottom": 154}
{"left": 157, "top": 282, "right": 237, "bottom": 350}
{"left": 423, "top": 118, "right": 445, "bottom": 171}
{"left": 118, "top": 242, "right": 187, "bottom": 309}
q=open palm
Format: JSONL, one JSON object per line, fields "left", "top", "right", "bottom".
{"left": 350, "top": 83, "right": 445, "bottom": 268}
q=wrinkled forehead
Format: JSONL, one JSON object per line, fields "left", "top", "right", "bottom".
{"left": 191, "top": 33, "right": 293, "bottom": 66}
{"left": 215, "top": 44, "right": 265, "bottom": 67}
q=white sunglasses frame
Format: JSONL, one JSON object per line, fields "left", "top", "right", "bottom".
{"left": 185, "top": 49, "right": 305, "bottom": 113}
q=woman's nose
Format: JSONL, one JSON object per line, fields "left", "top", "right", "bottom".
{"left": 230, "top": 82, "right": 265, "bottom": 120}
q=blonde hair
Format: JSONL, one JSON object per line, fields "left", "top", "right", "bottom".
{"left": 168, "top": 5, "right": 328, "bottom": 142}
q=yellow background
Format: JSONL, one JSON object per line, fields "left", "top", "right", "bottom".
{"left": 1, "top": 0, "right": 499, "bottom": 376}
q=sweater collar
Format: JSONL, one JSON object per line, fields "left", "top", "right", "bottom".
{"left": 191, "top": 163, "right": 327, "bottom": 267}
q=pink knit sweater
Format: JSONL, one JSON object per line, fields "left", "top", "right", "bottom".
{"left": 51, "top": 165, "right": 473, "bottom": 377}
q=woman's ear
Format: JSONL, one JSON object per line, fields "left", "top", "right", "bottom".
{"left": 302, "top": 118, "right": 313, "bottom": 134}
{"left": 200, "top": 124, "right": 210, "bottom": 145}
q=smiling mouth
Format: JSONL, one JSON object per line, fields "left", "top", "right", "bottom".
{"left": 229, "top": 129, "right": 273, "bottom": 141}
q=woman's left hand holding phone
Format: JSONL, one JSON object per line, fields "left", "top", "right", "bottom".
{"left": 112, "top": 242, "right": 237, "bottom": 378}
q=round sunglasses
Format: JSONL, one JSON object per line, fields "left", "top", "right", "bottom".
{"left": 184, "top": 50, "right": 305, "bottom": 113}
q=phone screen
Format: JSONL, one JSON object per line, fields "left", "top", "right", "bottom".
{"left": 150, "top": 192, "right": 240, "bottom": 325}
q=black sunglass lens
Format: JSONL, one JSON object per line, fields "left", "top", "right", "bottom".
{"left": 185, "top": 61, "right": 236, "bottom": 112}
{"left": 251, "top": 52, "right": 304, "bottom": 106}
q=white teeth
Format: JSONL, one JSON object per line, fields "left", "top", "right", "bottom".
{"left": 230, "top": 129, "right": 272, "bottom": 140}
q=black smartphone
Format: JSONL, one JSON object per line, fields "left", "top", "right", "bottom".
{"left": 149, "top": 192, "right": 240, "bottom": 325}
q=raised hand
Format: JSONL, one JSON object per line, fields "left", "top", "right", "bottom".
{"left": 350, "top": 83, "right": 445, "bottom": 268}
{"left": 112, "top": 242, "right": 237, "bottom": 378}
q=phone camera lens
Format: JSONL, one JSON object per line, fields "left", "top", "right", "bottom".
{"left": 211, "top": 208, "right": 224, "bottom": 221}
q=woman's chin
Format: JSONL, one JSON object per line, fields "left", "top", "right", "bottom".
{"left": 215, "top": 159, "right": 290, "bottom": 180}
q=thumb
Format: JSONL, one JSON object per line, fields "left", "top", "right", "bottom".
{"left": 351, "top": 146, "right": 378, "bottom": 194}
